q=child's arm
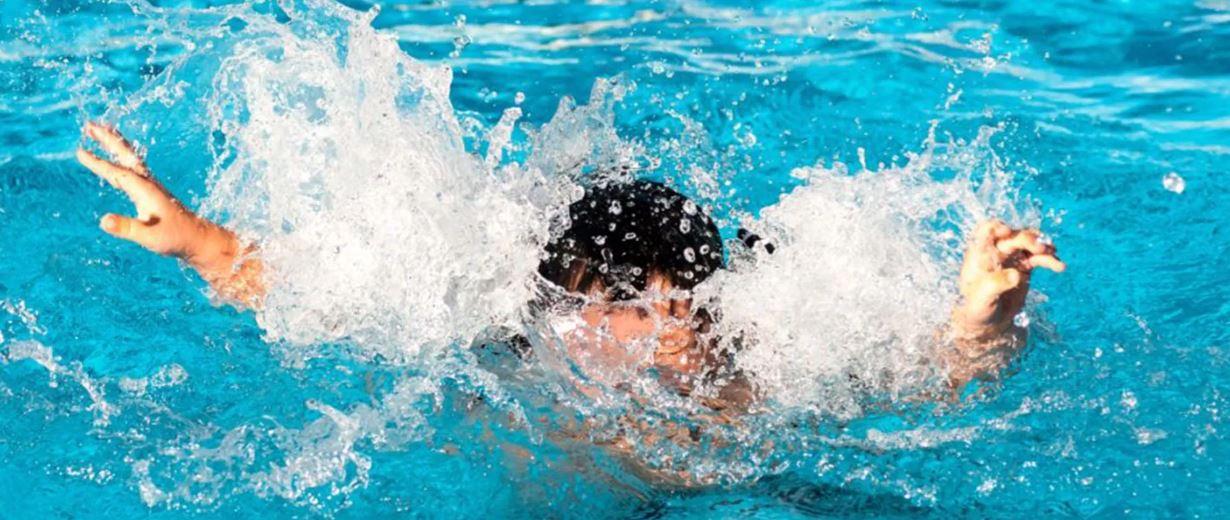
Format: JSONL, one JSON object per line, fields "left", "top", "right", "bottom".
{"left": 943, "top": 220, "right": 1065, "bottom": 390}
{"left": 76, "top": 122, "right": 265, "bottom": 307}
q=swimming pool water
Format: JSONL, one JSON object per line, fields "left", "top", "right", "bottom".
{"left": 2, "top": 0, "right": 1229, "bottom": 517}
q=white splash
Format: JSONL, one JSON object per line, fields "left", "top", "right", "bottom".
{"left": 703, "top": 126, "right": 1031, "bottom": 419}
{"left": 3, "top": 339, "right": 118, "bottom": 427}
{"left": 195, "top": 1, "right": 574, "bottom": 361}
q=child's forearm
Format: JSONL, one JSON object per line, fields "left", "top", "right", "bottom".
{"left": 184, "top": 222, "right": 266, "bottom": 308}
{"left": 942, "top": 307, "right": 1025, "bottom": 390}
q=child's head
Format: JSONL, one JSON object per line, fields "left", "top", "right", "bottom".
{"left": 538, "top": 179, "right": 724, "bottom": 379}
{"left": 539, "top": 179, "right": 724, "bottom": 299}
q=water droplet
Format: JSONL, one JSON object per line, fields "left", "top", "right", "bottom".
{"left": 1162, "top": 172, "right": 1185, "bottom": 194}
{"left": 1135, "top": 427, "right": 1167, "bottom": 445}
{"left": 683, "top": 247, "right": 696, "bottom": 262}
{"left": 450, "top": 34, "right": 472, "bottom": 58}
{"left": 1013, "top": 312, "right": 1030, "bottom": 328}
{"left": 683, "top": 200, "right": 697, "bottom": 215}
{"left": 609, "top": 201, "right": 622, "bottom": 214}
{"left": 679, "top": 219, "right": 692, "bottom": 233}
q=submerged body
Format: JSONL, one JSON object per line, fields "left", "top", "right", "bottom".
{"left": 74, "top": 120, "right": 1065, "bottom": 481}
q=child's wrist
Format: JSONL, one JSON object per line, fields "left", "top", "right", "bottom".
{"left": 183, "top": 220, "right": 241, "bottom": 279}
{"left": 950, "top": 306, "right": 1012, "bottom": 342}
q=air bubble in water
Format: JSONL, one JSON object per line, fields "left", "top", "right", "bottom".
{"left": 1013, "top": 312, "right": 1030, "bottom": 328}
{"left": 1162, "top": 172, "right": 1185, "bottom": 194}
{"left": 679, "top": 218, "right": 691, "bottom": 233}
{"left": 683, "top": 247, "right": 696, "bottom": 262}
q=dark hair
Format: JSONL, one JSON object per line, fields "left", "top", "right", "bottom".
{"left": 538, "top": 179, "right": 724, "bottom": 300}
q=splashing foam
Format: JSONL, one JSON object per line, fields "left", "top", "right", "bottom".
{"left": 703, "top": 125, "right": 1030, "bottom": 420}
{"left": 3, "top": 339, "right": 118, "bottom": 427}
{"left": 196, "top": 1, "right": 575, "bottom": 361}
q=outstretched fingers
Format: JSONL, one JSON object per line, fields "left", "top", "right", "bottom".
{"left": 996, "top": 230, "right": 1052, "bottom": 258}
{"left": 973, "top": 220, "right": 1013, "bottom": 247}
{"left": 990, "top": 228, "right": 1067, "bottom": 273}
{"left": 1025, "top": 253, "right": 1066, "bottom": 273}
{"left": 85, "top": 122, "right": 146, "bottom": 174}
{"left": 99, "top": 213, "right": 152, "bottom": 245}
{"left": 77, "top": 147, "right": 137, "bottom": 190}
{"left": 965, "top": 220, "right": 1013, "bottom": 273}
{"left": 77, "top": 148, "right": 162, "bottom": 208}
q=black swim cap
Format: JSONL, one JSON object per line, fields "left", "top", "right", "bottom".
{"left": 539, "top": 179, "right": 724, "bottom": 299}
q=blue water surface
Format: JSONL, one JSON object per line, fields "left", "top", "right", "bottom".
{"left": 2, "top": 0, "right": 1229, "bottom": 517}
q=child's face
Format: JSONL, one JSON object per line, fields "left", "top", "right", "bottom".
{"left": 558, "top": 273, "right": 705, "bottom": 383}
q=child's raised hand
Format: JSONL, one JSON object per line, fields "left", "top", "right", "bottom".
{"left": 77, "top": 122, "right": 218, "bottom": 260}
{"left": 76, "top": 122, "right": 243, "bottom": 281}
{"left": 952, "top": 220, "right": 1066, "bottom": 339}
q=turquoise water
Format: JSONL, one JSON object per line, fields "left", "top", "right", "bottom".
{"left": 2, "top": 0, "right": 1229, "bottom": 517}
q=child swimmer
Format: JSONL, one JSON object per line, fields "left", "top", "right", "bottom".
{"left": 75, "top": 121, "right": 1066, "bottom": 408}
